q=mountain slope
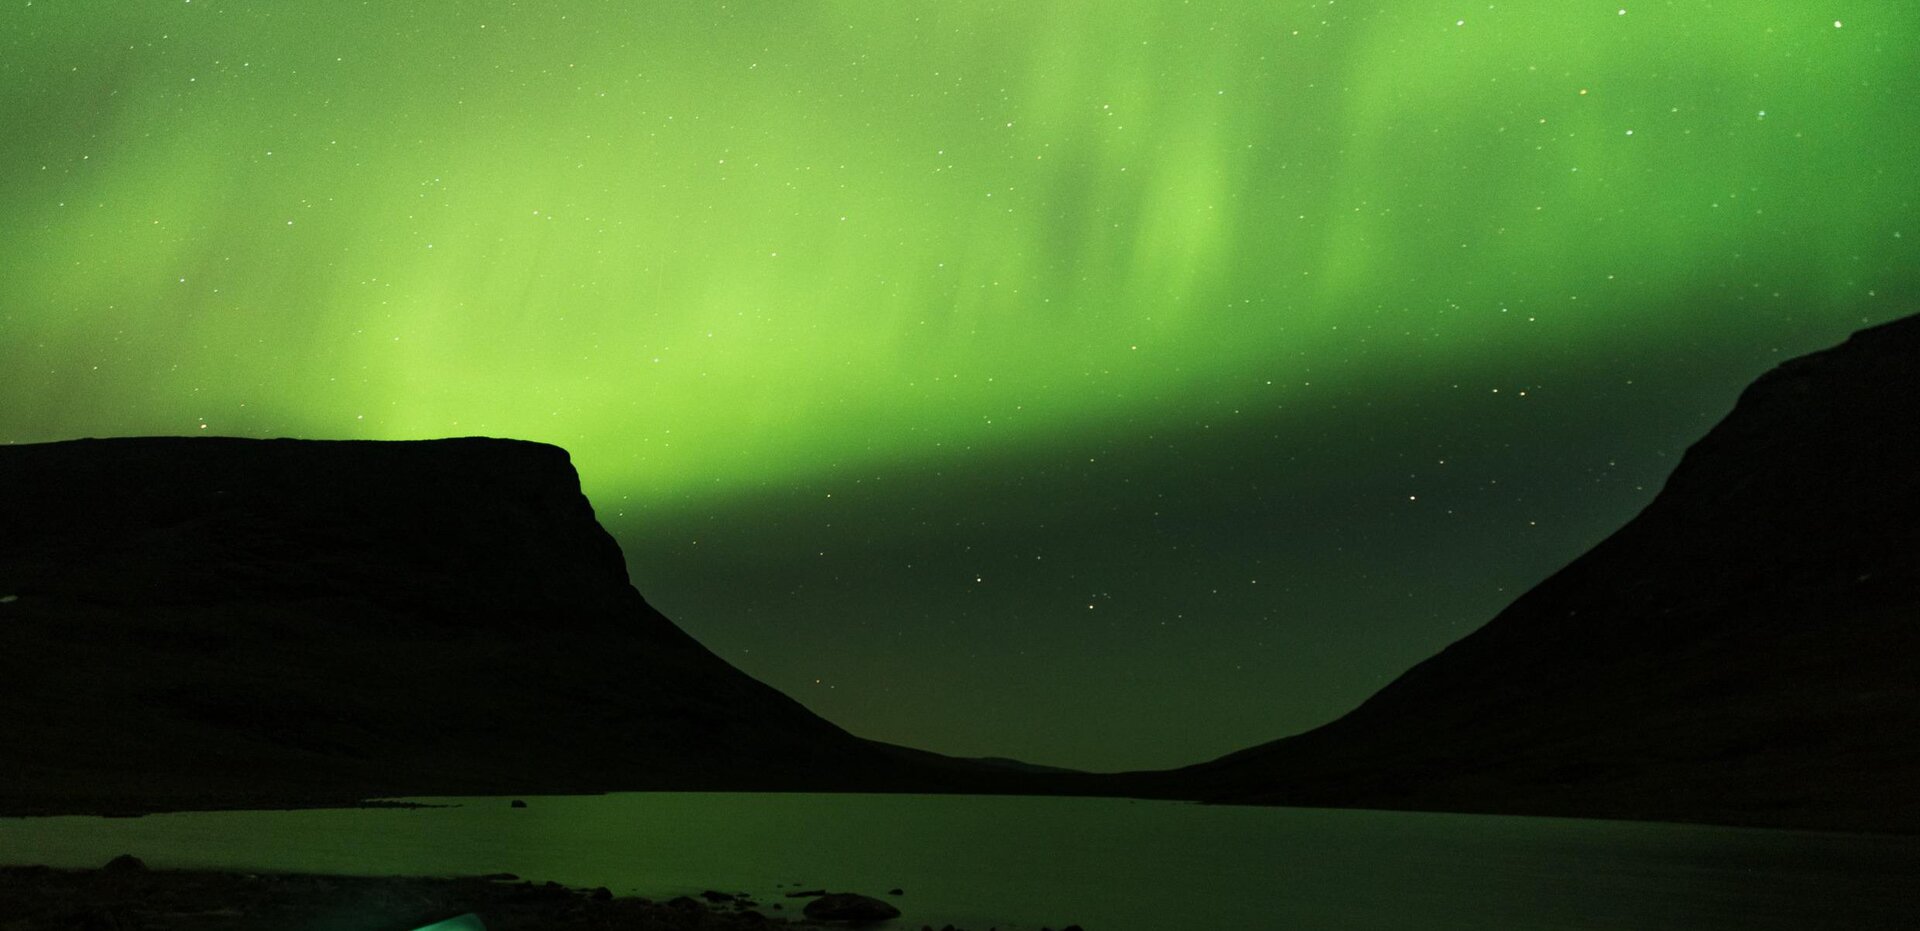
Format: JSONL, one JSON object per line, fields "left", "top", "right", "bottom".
{"left": 0, "top": 436, "right": 1069, "bottom": 814}
{"left": 1160, "top": 314, "right": 1920, "bottom": 832}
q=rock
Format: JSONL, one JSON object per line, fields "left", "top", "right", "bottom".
{"left": 803, "top": 892, "right": 902, "bottom": 922}
{"left": 479, "top": 872, "right": 519, "bottom": 881}
{"left": 101, "top": 855, "right": 145, "bottom": 873}
{"left": 509, "top": 799, "right": 528, "bottom": 808}
{"left": 785, "top": 888, "right": 828, "bottom": 898}
{"left": 701, "top": 890, "right": 736, "bottom": 902}
{"left": 590, "top": 886, "right": 612, "bottom": 901}
{"left": 506, "top": 881, "right": 570, "bottom": 903}
{"left": 666, "top": 895, "right": 701, "bottom": 910}
{"left": 889, "top": 887, "right": 905, "bottom": 895}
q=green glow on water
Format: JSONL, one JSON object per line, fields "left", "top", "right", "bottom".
{"left": 409, "top": 916, "right": 485, "bottom": 931}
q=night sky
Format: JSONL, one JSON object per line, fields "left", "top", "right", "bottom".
{"left": 3, "top": 3, "right": 1916, "bottom": 771}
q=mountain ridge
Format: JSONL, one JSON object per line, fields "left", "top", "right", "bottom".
{"left": 1153, "top": 313, "right": 1920, "bottom": 832}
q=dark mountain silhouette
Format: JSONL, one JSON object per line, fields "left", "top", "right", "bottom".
{"left": 3, "top": 314, "right": 1915, "bottom": 831}
{"left": 1152, "top": 313, "right": 1920, "bottom": 832}
{"left": 0, "top": 437, "right": 1074, "bottom": 815}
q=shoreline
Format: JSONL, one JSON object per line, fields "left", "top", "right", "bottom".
{"left": 0, "top": 861, "right": 969, "bottom": 930}
{"left": 0, "top": 795, "right": 447, "bottom": 820}
{"left": 8, "top": 793, "right": 1915, "bottom": 839}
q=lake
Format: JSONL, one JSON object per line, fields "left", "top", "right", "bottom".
{"left": 4, "top": 794, "right": 1917, "bottom": 930}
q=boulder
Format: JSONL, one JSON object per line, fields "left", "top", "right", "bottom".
{"left": 802, "top": 892, "right": 902, "bottom": 922}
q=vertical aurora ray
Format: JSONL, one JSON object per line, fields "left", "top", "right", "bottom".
{"left": 7, "top": 3, "right": 1912, "bottom": 503}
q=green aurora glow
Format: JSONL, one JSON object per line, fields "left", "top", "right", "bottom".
{"left": 4, "top": 2, "right": 1917, "bottom": 769}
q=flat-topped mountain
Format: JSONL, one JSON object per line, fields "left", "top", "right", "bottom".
{"left": 1159, "top": 314, "right": 1920, "bottom": 832}
{"left": 0, "top": 436, "right": 1064, "bottom": 814}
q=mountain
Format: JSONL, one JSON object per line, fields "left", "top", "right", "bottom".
{"left": 7, "top": 314, "right": 1915, "bottom": 829}
{"left": 0, "top": 436, "right": 1071, "bottom": 815}
{"left": 1156, "top": 314, "right": 1920, "bottom": 832}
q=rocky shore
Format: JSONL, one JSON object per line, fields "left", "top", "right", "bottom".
{"left": 0, "top": 858, "right": 1083, "bottom": 931}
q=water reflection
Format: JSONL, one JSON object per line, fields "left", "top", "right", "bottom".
{"left": 5, "top": 794, "right": 1917, "bottom": 931}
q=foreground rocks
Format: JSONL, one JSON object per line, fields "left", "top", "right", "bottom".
{"left": 801, "top": 892, "right": 900, "bottom": 921}
{"left": 0, "top": 863, "right": 1068, "bottom": 930}
{"left": 0, "top": 864, "right": 810, "bottom": 930}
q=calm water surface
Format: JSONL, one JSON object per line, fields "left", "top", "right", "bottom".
{"left": 4, "top": 794, "right": 1917, "bottom": 930}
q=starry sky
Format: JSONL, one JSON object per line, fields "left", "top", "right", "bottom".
{"left": 3, "top": 2, "right": 1916, "bottom": 771}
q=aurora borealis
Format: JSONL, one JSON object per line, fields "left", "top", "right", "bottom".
{"left": 3, "top": 3, "right": 1916, "bottom": 771}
